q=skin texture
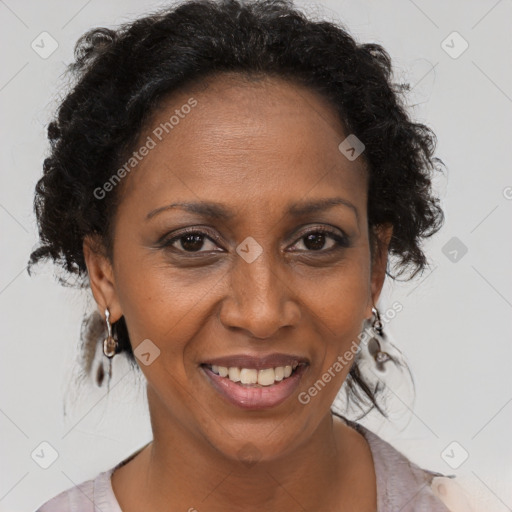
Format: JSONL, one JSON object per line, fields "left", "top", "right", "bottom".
{"left": 83, "top": 73, "right": 393, "bottom": 512}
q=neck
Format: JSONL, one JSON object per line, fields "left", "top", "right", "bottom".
{"left": 152, "top": 418, "right": 342, "bottom": 510}
{"left": 119, "top": 389, "right": 376, "bottom": 512}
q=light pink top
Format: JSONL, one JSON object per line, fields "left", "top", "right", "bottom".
{"left": 34, "top": 418, "right": 472, "bottom": 512}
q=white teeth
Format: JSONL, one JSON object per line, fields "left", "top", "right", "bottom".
{"left": 257, "top": 368, "right": 275, "bottom": 386}
{"left": 240, "top": 368, "right": 258, "bottom": 385}
{"left": 228, "top": 367, "right": 241, "bottom": 382}
{"left": 208, "top": 363, "right": 302, "bottom": 385}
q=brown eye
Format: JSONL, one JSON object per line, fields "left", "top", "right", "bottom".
{"left": 302, "top": 232, "right": 330, "bottom": 251}
{"left": 179, "top": 233, "right": 206, "bottom": 252}
{"left": 291, "top": 228, "right": 349, "bottom": 253}
{"left": 160, "top": 229, "right": 224, "bottom": 254}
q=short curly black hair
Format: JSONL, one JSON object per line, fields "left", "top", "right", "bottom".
{"left": 28, "top": 0, "right": 444, "bottom": 415}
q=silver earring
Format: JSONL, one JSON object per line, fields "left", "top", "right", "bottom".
{"left": 103, "top": 307, "right": 118, "bottom": 358}
{"left": 369, "top": 306, "right": 392, "bottom": 370}
{"left": 96, "top": 307, "right": 118, "bottom": 387}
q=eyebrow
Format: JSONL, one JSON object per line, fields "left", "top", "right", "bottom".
{"left": 145, "top": 197, "right": 359, "bottom": 222}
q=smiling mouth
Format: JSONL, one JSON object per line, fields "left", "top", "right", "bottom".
{"left": 201, "top": 361, "right": 307, "bottom": 387}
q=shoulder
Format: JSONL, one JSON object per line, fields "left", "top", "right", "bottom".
{"left": 34, "top": 442, "right": 149, "bottom": 512}
{"left": 34, "top": 476, "right": 94, "bottom": 512}
{"left": 34, "top": 469, "right": 117, "bottom": 512}
{"left": 344, "top": 418, "right": 476, "bottom": 512}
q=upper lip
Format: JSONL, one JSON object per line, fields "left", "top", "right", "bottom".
{"left": 201, "top": 353, "right": 309, "bottom": 370}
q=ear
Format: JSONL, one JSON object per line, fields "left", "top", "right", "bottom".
{"left": 367, "top": 223, "right": 393, "bottom": 316}
{"left": 83, "top": 234, "right": 122, "bottom": 322}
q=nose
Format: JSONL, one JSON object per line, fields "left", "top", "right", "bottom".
{"left": 218, "top": 248, "right": 301, "bottom": 339}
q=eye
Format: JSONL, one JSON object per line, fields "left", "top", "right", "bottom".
{"left": 159, "top": 225, "right": 350, "bottom": 255}
{"left": 289, "top": 227, "right": 349, "bottom": 252}
{"left": 160, "top": 229, "right": 223, "bottom": 253}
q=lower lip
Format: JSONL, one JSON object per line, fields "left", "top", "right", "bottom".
{"left": 201, "top": 365, "right": 307, "bottom": 410}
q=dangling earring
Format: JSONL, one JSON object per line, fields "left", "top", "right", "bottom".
{"left": 368, "top": 306, "right": 392, "bottom": 371}
{"left": 96, "top": 307, "right": 119, "bottom": 388}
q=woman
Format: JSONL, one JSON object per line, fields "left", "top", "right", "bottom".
{"left": 29, "top": 0, "right": 473, "bottom": 510}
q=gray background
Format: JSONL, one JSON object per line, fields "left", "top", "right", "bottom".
{"left": 0, "top": 0, "right": 511, "bottom": 510}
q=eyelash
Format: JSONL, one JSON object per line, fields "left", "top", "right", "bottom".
{"left": 158, "top": 226, "right": 350, "bottom": 255}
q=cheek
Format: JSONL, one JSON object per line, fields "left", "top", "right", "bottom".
{"left": 113, "top": 262, "right": 208, "bottom": 407}
{"left": 307, "top": 250, "right": 371, "bottom": 335}
{"left": 304, "top": 252, "right": 371, "bottom": 390}
{"left": 112, "top": 250, "right": 210, "bottom": 356}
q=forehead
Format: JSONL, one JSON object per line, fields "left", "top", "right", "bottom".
{"left": 118, "top": 73, "right": 367, "bottom": 217}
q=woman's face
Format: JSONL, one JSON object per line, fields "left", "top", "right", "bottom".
{"left": 85, "top": 73, "right": 390, "bottom": 463}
